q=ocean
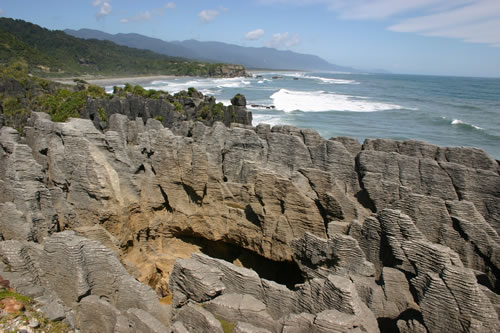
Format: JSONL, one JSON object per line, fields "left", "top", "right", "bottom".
{"left": 105, "top": 72, "right": 500, "bottom": 159}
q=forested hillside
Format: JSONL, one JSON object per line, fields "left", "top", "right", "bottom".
{"left": 0, "top": 18, "right": 246, "bottom": 77}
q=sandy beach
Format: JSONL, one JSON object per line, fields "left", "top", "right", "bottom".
{"left": 53, "top": 75, "right": 181, "bottom": 87}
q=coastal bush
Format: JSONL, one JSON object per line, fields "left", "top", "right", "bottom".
{"left": 154, "top": 115, "right": 163, "bottom": 122}
{"left": 87, "top": 84, "right": 107, "bottom": 98}
{"left": 187, "top": 87, "right": 198, "bottom": 97}
{"left": 0, "top": 59, "right": 29, "bottom": 79}
{"left": 97, "top": 107, "right": 107, "bottom": 121}
{"left": 146, "top": 89, "right": 163, "bottom": 99}
{"left": 37, "top": 89, "right": 84, "bottom": 122}
{"left": 200, "top": 105, "right": 210, "bottom": 119}
{"left": 173, "top": 101, "right": 183, "bottom": 113}
{"left": 212, "top": 102, "right": 224, "bottom": 117}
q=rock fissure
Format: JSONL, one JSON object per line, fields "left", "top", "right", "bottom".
{"left": 0, "top": 104, "right": 498, "bottom": 332}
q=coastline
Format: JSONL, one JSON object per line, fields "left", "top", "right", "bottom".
{"left": 53, "top": 74, "right": 182, "bottom": 86}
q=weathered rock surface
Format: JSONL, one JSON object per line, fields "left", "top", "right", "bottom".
{"left": 0, "top": 231, "right": 170, "bottom": 332}
{"left": 0, "top": 110, "right": 499, "bottom": 332}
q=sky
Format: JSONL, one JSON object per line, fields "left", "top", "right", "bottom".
{"left": 1, "top": 0, "right": 500, "bottom": 77}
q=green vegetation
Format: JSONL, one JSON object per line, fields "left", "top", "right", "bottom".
{"left": 217, "top": 317, "right": 235, "bottom": 333}
{"left": 0, "top": 60, "right": 235, "bottom": 132}
{"left": 0, "top": 289, "right": 70, "bottom": 332}
{"left": 97, "top": 107, "right": 107, "bottom": 121}
{"left": 199, "top": 102, "right": 225, "bottom": 120}
{"left": 0, "top": 18, "right": 243, "bottom": 77}
{"left": 173, "top": 101, "right": 183, "bottom": 113}
{"left": 212, "top": 102, "right": 224, "bottom": 116}
{"left": 0, "top": 290, "right": 32, "bottom": 304}
{"left": 113, "top": 83, "right": 165, "bottom": 99}
{"left": 37, "top": 89, "right": 84, "bottom": 122}
{"left": 188, "top": 87, "right": 199, "bottom": 97}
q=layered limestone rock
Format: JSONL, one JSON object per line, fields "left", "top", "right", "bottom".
{"left": 0, "top": 231, "right": 170, "bottom": 332}
{"left": 0, "top": 110, "right": 498, "bottom": 332}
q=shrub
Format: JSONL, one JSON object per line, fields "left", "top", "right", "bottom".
{"left": 154, "top": 115, "right": 163, "bottom": 122}
{"left": 200, "top": 105, "right": 210, "bottom": 119}
{"left": 212, "top": 102, "right": 224, "bottom": 117}
{"left": 97, "top": 107, "right": 107, "bottom": 121}
{"left": 87, "top": 85, "right": 107, "bottom": 98}
{"left": 173, "top": 101, "right": 183, "bottom": 113}
{"left": 37, "top": 89, "right": 85, "bottom": 122}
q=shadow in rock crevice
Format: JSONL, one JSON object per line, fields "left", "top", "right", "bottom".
{"left": 175, "top": 234, "right": 305, "bottom": 290}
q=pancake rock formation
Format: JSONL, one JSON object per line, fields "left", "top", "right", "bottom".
{"left": 0, "top": 105, "right": 499, "bottom": 332}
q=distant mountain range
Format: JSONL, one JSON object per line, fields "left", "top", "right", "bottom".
{"left": 0, "top": 18, "right": 244, "bottom": 77}
{"left": 65, "top": 28, "right": 355, "bottom": 72}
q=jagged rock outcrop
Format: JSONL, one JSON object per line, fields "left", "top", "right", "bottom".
{"left": 169, "top": 253, "right": 379, "bottom": 332}
{"left": 83, "top": 91, "right": 252, "bottom": 131}
{"left": 0, "top": 231, "right": 170, "bottom": 332}
{"left": 0, "top": 110, "right": 498, "bottom": 332}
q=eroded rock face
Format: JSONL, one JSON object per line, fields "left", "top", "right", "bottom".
{"left": 0, "top": 112, "right": 499, "bottom": 332}
{"left": 0, "top": 231, "right": 170, "bottom": 332}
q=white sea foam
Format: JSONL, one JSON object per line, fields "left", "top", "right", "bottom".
{"left": 252, "top": 114, "right": 287, "bottom": 127}
{"left": 451, "top": 119, "right": 483, "bottom": 130}
{"left": 151, "top": 80, "right": 169, "bottom": 85}
{"left": 218, "top": 99, "right": 233, "bottom": 106}
{"left": 258, "top": 80, "right": 264, "bottom": 84}
{"left": 199, "top": 89, "right": 222, "bottom": 95}
{"left": 213, "top": 77, "right": 251, "bottom": 88}
{"left": 143, "top": 77, "right": 251, "bottom": 93}
{"left": 270, "top": 89, "right": 402, "bottom": 112}
{"left": 305, "top": 75, "right": 359, "bottom": 85}
{"left": 282, "top": 72, "right": 306, "bottom": 78}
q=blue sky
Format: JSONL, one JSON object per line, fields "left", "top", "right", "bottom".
{"left": 1, "top": 0, "right": 500, "bottom": 77}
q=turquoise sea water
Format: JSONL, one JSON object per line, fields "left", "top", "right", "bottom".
{"left": 106, "top": 72, "right": 500, "bottom": 159}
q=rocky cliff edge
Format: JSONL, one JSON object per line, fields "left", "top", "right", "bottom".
{"left": 0, "top": 111, "right": 499, "bottom": 332}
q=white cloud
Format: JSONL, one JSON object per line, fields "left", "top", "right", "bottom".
{"left": 259, "top": 0, "right": 500, "bottom": 47}
{"left": 92, "top": 0, "right": 112, "bottom": 19}
{"left": 165, "top": 2, "right": 176, "bottom": 9}
{"left": 265, "top": 32, "right": 300, "bottom": 49}
{"left": 388, "top": 0, "right": 500, "bottom": 46}
{"left": 0, "top": 9, "right": 4, "bottom": 16}
{"left": 245, "top": 29, "right": 265, "bottom": 40}
{"left": 199, "top": 9, "right": 219, "bottom": 23}
{"left": 120, "top": 11, "right": 152, "bottom": 24}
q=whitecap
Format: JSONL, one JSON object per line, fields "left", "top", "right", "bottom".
{"left": 305, "top": 75, "right": 358, "bottom": 85}
{"left": 218, "top": 99, "right": 233, "bottom": 106}
{"left": 258, "top": 80, "right": 264, "bottom": 84}
{"left": 282, "top": 72, "right": 306, "bottom": 78}
{"left": 151, "top": 80, "right": 169, "bottom": 85}
{"left": 252, "top": 114, "right": 287, "bottom": 127}
{"left": 270, "top": 89, "right": 402, "bottom": 112}
{"left": 199, "top": 89, "right": 221, "bottom": 96}
{"left": 451, "top": 119, "right": 483, "bottom": 130}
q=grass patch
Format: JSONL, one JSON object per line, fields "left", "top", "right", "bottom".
{"left": 217, "top": 317, "right": 235, "bottom": 333}
{"left": 0, "top": 290, "right": 32, "bottom": 304}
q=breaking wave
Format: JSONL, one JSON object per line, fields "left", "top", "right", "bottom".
{"left": 270, "top": 89, "right": 403, "bottom": 112}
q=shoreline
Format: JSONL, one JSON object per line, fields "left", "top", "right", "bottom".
{"left": 51, "top": 69, "right": 307, "bottom": 86}
{"left": 53, "top": 74, "right": 183, "bottom": 87}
